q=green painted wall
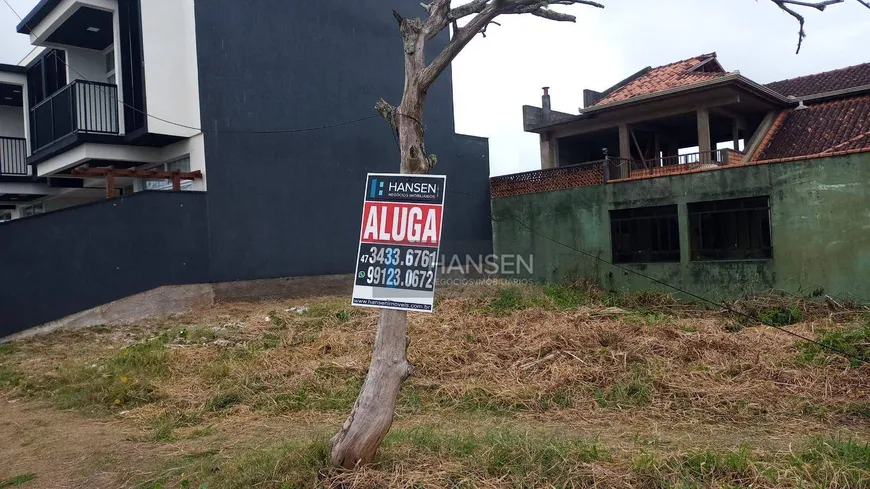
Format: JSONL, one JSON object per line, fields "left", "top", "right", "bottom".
{"left": 492, "top": 153, "right": 870, "bottom": 303}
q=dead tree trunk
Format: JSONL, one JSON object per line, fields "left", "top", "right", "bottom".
{"left": 329, "top": 12, "right": 436, "bottom": 470}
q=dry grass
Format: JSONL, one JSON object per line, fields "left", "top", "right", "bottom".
{"left": 1, "top": 283, "right": 869, "bottom": 488}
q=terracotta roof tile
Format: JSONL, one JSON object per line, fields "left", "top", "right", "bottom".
{"left": 594, "top": 53, "right": 729, "bottom": 106}
{"left": 765, "top": 62, "right": 870, "bottom": 98}
{"left": 753, "top": 94, "right": 870, "bottom": 161}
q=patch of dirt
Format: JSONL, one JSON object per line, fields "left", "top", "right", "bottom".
{"left": 0, "top": 400, "right": 158, "bottom": 488}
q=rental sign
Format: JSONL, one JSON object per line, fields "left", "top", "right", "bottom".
{"left": 352, "top": 173, "right": 446, "bottom": 312}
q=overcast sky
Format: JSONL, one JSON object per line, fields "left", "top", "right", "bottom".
{"left": 1, "top": 0, "right": 868, "bottom": 176}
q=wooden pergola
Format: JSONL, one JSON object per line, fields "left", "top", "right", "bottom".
{"left": 71, "top": 167, "right": 204, "bottom": 198}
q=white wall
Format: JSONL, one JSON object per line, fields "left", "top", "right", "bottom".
{"left": 139, "top": 0, "right": 201, "bottom": 138}
{"left": 161, "top": 133, "right": 207, "bottom": 191}
{"left": 65, "top": 47, "right": 107, "bottom": 83}
{"left": 0, "top": 106, "right": 25, "bottom": 138}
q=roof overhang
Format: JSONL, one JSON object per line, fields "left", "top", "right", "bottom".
{"left": 16, "top": 0, "right": 63, "bottom": 34}
{"left": 525, "top": 74, "right": 794, "bottom": 134}
{"left": 0, "top": 64, "right": 26, "bottom": 74}
{"left": 16, "top": 0, "right": 115, "bottom": 49}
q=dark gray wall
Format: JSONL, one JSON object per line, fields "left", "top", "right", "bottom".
{"left": 194, "top": 1, "right": 493, "bottom": 282}
{"left": 0, "top": 192, "right": 209, "bottom": 336}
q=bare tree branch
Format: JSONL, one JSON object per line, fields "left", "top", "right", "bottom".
{"left": 767, "top": 0, "right": 851, "bottom": 53}
{"left": 420, "top": 0, "right": 604, "bottom": 89}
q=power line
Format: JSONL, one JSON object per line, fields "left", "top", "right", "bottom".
{"left": 2, "top": 0, "right": 382, "bottom": 136}
{"left": 493, "top": 215, "right": 868, "bottom": 365}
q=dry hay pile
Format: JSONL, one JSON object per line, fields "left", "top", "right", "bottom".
{"left": 104, "top": 284, "right": 868, "bottom": 427}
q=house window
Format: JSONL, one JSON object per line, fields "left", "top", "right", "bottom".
{"left": 610, "top": 205, "right": 680, "bottom": 263}
{"left": 21, "top": 203, "right": 44, "bottom": 218}
{"left": 105, "top": 49, "right": 116, "bottom": 85}
{"left": 0, "top": 212, "right": 11, "bottom": 223}
{"left": 688, "top": 196, "right": 772, "bottom": 261}
{"left": 142, "top": 156, "right": 192, "bottom": 191}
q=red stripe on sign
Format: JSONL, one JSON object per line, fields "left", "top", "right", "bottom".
{"left": 360, "top": 202, "right": 443, "bottom": 246}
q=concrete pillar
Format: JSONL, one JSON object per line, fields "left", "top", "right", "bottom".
{"left": 619, "top": 124, "right": 631, "bottom": 160}
{"left": 697, "top": 108, "right": 711, "bottom": 163}
{"left": 732, "top": 118, "right": 741, "bottom": 152}
{"left": 653, "top": 132, "right": 661, "bottom": 166}
{"left": 618, "top": 124, "right": 631, "bottom": 178}
{"left": 677, "top": 198, "right": 690, "bottom": 264}
{"left": 9, "top": 207, "right": 21, "bottom": 220}
{"left": 540, "top": 132, "right": 557, "bottom": 169}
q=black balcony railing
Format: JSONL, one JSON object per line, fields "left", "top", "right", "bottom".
{"left": 0, "top": 137, "right": 28, "bottom": 176}
{"left": 29, "top": 80, "right": 119, "bottom": 153}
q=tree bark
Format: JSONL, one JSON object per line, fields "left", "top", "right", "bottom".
{"left": 329, "top": 309, "right": 413, "bottom": 468}
{"left": 330, "top": 12, "right": 432, "bottom": 470}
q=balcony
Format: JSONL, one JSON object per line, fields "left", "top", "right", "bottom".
{"left": 29, "top": 80, "right": 119, "bottom": 155}
{"left": 0, "top": 137, "right": 28, "bottom": 176}
{"left": 490, "top": 149, "right": 745, "bottom": 198}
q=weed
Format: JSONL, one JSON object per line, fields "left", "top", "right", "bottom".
{"left": 790, "top": 436, "right": 870, "bottom": 487}
{"left": 201, "top": 362, "right": 231, "bottom": 382}
{"left": 543, "top": 284, "right": 588, "bottom": 309}
{"left": 382, "top": 426, "right": 608, "bottom": 485}
{"left": 487, "top": 288, "right": 528, "bottom": 314}
{"left": 335, "top": 310, "right": 352, "bottom": 323}
{"left": 0, "top": 364, "right": 21, "bottom": 388}
{"left": 190, "top": 425, "right": 217, "bottom": 439}
{"left": 140, "top": 438, "right": 329, "bottom": 489}
{"left": 0, "top": 343, "right": 18, "bottom": 356}
{"left": 595, "top": 365, "right": 654, "bottom": 409}
{"left": 258, "top": 333, "right": 282, "bottom": 350}
{"left": 207, "top": 392, "right": 242, "bottom": 412}
{"left": 842, "top": 402, "right": 870, "bottom": 418}
{"left": 23, "top": 341, "right": 170, "bottom": 412}
{"left": 633, "top": 445, "right": 759, "bottom": 487}
{"left": 150, "top": 411, "right": 204, "bottom": 441}
{"left": 272, "top": 377, "right": 363, "bottom": 413}
{"left": 759, "top": 303, "right": 803, "bottom": 327}
{"left": 538, "top": 387, "right": 575, "bottom": 409}
{"left": 267, "top": 310, "right": 287, "bottom": 330}
{"left": 800, "top": 321, "right": 870, "bottom": 367}
{"left": 0, "top": 474, "right": 35, "bottom": 488}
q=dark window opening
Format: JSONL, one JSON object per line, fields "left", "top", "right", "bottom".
{"left": 26, "top": 49, "right": 67, "bottom": 107}
{"left": 119, "top": 0, "right": 147, "bottom": 134}
{"left": 610, "top": 205, "right": 680, "bottom": 264}
{"left": 688, "top": 196, "right": 772, "bottom": 261}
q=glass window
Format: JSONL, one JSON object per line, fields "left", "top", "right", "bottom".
{"left": 143, "top": 156, "right": 192, "bottom": 191}
{"left": 105, "top": 50, "right": 115, "bottom": 73}
{"left": 610, "top": 205, "right": 680, "bottom": 264}
{"left": 0, "top": 212, "right": 11, "bottom": 223}
{"left": 105, "top": 49, "right": 116, "bottom": 85}
{"left": 688, "top": 196, "right": 772, "bottom": 261}
{"left": 22, "top": 203, "right": 44, "bottom": 218}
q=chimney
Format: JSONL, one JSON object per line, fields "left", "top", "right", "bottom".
{"left": 542, "top": 87, "right": 551, "bottom": 117}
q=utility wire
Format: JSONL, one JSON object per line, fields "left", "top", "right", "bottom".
{"left": 2, "top": 0, "right": 382, "bottom": 135}
{"left": 493, "top": 214, "right": 869, "bottom": 366}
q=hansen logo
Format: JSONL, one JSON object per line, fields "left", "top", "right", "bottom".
{"left": 369, "top": 179, "right": 385, "bottom": 198}
{"left": 369, "top": 177, "right": 440, "bottom": 199}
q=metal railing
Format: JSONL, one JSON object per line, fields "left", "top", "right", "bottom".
{"left": 619, "top": 149, "right": 742, "bottom": 180}
{"left": 490, "top": 150, "right": 746, "bottom": 198}
{"left": 0, "top": 137, "right": 28, "bottom": 176}
{"left": 29, "top": 80, "right": 119, "bottom": 153}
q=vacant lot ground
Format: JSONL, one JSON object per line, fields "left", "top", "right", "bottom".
{"left": 1, "top": 284, "right": 869, "bottom": 488}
